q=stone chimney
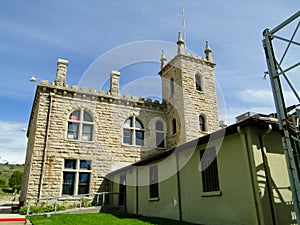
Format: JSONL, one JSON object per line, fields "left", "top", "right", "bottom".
{"left": 55, "top": 58, "right": 69, "bottom": 87}
{"left": 109, "top": 70, "right": 121, "bottom": 96}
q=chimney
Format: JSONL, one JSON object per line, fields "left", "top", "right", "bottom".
{"left": 109, "top": 70, "right": 121, "bottom": 96}
{"left": 55, "top": 58, "right": 69, "bottom": 87}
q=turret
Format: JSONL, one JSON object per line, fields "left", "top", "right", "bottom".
{"left": 205, "top": 41, "right": 213, "bottom": 62}
{"left": 177, "top": 32, "right": 185, "bottom": 55}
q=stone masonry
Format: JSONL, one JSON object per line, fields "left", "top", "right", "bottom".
{"left": 21, "top": 33, "right": 220, "bottom": 202}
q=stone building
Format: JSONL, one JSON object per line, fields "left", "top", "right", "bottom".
{"left": 20, "top": 33, "right": 220, "bottom": 202}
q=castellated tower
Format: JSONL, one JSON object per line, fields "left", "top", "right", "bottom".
{"left": 159, "top": 32, "right": 219, "bottom": 147}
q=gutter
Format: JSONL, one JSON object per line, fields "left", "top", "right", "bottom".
{"left": 37, "top": 92, "right": 54, "bottom": 200}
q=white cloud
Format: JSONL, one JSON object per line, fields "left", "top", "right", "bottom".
{"left": 0, "top": 121, "right": 27, "bottom": 164}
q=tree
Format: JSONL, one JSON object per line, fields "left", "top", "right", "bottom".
{"left": 0, "top": 177, "right": 8, "bottom": 188}
{"left": 9, "top": 170, "right": 23, "bottom": 193}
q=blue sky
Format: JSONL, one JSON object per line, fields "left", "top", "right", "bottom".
{"left": 0, "top": 1, "right": 298, "bottom": 163}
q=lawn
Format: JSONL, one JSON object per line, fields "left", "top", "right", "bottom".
{"left": 28, "top": 213, "right": 199, "bottom": 225}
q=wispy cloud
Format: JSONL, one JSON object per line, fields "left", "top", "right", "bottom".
{"left": 0, "top": 121, "right": 27, "bottom": 164}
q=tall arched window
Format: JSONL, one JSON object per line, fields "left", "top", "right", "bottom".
{"left": 67, "top": 109, "right": 94, "bottom": 141}
{"left": 170, "top": 78, "right": 175, "bottom": 95}
{"left": 199, "top": 115, "right": 206, "bottom": 131}
{"left": 172, "top": 118, "right": 177, "bottom": 135}
{"left": 195, "top": 74, "right": 202, "bottom": 91}
{"left": 123, "top": 117, "right": 144, "bottom": 146}
{"left": 155, "top": 120, "right": 165, "bottom": 148}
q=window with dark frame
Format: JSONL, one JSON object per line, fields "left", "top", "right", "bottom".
{"left": 199, "top": 115, "right": 206, "bottom": 131}
{"left": 67, "top": 109, "right": 94, "bottom": 141}
{"left": 200, "top": 147, "right": 220, "bottom": 192}
{"left": 62, "top": 159, "right": 92, "bottom": 195}
{"left": 195, "top": 74, "right": 202, "bottom": 91}
{"left": 123, "top": 117, "right": 144, "bottom": 146}
{"left": 149, "top": 165, "right": 159, "bottom": 199}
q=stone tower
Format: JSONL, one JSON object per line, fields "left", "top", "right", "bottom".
{"left": 159, "top": 32, "right": 219, "bottom": 148}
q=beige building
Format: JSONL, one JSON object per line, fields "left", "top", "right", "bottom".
{"left": 21, "top": 33, "right": 220, "bottom": 203}
{"left": 108, "top": 115, "right": 294, "bottom": 225}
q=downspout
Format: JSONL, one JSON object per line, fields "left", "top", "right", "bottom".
{"left": 37, "top": 92, "right": 54, "bottom": 200}
{"left": 176, "top": 152, "right": 183, "bottom": 221}
{"left": 237, "top": 126, "right": 263, "bottom": 225}
{"left": 258, "top": 125, "right": 278, "bottom": 225}
{"left": 136, "top": 167, "right": 139, "bottom": 216}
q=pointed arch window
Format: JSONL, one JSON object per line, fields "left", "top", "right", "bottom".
{"left": 67, "top": 109, "right": 94, "bottom": 141}
{"left": 195, "top": 74, "right": 202, "bottom": 91}
{"left": 199, "top": 115, "right": 206, "bottom": 132}
{"left": 155, "top": 120, "right": 165, "bottom": 148}
{"left": 123, "top": 117, "right": 144, "bottom": 146}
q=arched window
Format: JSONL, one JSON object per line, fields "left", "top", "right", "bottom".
{"left": 123, "top": 117, "right": 144, "bottom": 146}
{"left": 172, "top": 118, "right": 177, "bottom": 135}
{"left": 170, "top": 78, "right": 175, "bottom": 95}
{"left": 199, "top": 115, "right": 206, "bottom": 131}
{"left": 155, "top": 120, "right": 165, "bottom": 148}
{"left": 67, "top": 109, "right": 94, "bottom": 141}
{"left": 195, "top": 74, "right": 202, "bottom": 91}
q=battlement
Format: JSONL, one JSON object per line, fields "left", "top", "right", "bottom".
{"left": 36, "top": 80, "right": 166, "bottom": 111}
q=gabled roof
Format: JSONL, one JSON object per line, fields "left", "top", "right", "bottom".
{"left": 107, "top": 114, "right": 279, "bottom": 176}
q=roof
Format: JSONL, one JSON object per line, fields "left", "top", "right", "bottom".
{"left": 106, "top": 114, "right": 279, "bottom": 176}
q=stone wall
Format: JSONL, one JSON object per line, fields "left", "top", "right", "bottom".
{"left": 21, "top": 83, "right": 166, "bottom": 200}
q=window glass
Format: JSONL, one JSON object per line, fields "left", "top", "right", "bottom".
{"left": 123, "top": 129, "right": 132, "bottom": 145}
{"left": 136, "top": 131, "right": 144, "bottom": 146}
{"left": 65, "top": 159, "right": 77, "bottom": 169}
{"left": 199, "top": 115, "right": 205, "bottom": 131}
{"left": 83, "top": 111, "right": 93, "bottom": 122}
{"left": 170, "top": 78, "right": 175, "bottom": 95}
{"left": 80, "top": 160, "right": 91, "bottom": 170}
{"left": 149, "top": 165, "right": 159, "bottom": 198}
{"left": 69, "top": 110, "right": 80, "bottom": 121}
{"left": 135, "top": 119, "right": 143, "bottom": 129}
{"left": 156, "top": 132, "right": 165, "bottom": 148}
{"left": 78, "top": 173, "right": 90, "bottom": 194}
{"left": 62, "top": 159, "right": 91, "bottom": 196}
{"left": 67, "top": 123, "right": 79, "bottom": 139}
{"left": 155, "top": 120, "right": 164, "bottom": 131}
{"left": 62, "top": 172, "right": 75, "bottom": 195}
{"left": 200, "top": 147, "right": 220, "bottom": 192}
{"left": 172, "top": 119, "right": 177, "bottom": 135}
{"left": 82, "top": 124, "right": 93, "bottom": 141}
{"left": 67, "top": 109, "right": 94, "bottom": 141}
{"left": 124, "top": 118, "right": 132, "bottom": 128}
{"left": 123, "top": 117, "right": 144, "bottom": 146}
{"left": 195, "top": 74, "right": 202, "bottom": 91}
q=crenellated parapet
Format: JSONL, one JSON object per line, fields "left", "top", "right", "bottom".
{"left": 36, "top": 80, "right": 166, "bottom": 112}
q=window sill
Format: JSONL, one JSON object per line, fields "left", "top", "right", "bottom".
{"left": 122, "top": 143, "right": 145, "bottom": 148}
{"left": 65, "top": 139, "right": 93, "bottom": 143}
{"left": 201, "top": 191, "right": 222, "bottom": 197}
{"left": 195, "top": 90, "right": 204, "bottom": 93}
{"left": 149, "top": 197, "right": 159, "bottom": 201}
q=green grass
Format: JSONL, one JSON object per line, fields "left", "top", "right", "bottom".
{"left": 27, "top": 213, "right": 199, "bottom": 225}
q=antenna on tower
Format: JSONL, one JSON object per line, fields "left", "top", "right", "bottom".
{"left": 181, "top": 0, "right": 187, "bottom": 45}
